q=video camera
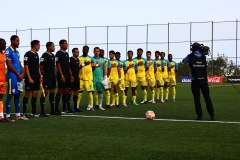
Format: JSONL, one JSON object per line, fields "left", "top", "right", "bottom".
{"left": 191, "top": 42, "right": 210, "bottom": 56}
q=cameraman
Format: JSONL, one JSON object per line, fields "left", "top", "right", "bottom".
{"left": 182, "top": 42, "right": 215, "bottom": 121}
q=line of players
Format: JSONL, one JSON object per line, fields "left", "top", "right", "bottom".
{"left": 0, "top": 35, "right": 178, "bottom": 122}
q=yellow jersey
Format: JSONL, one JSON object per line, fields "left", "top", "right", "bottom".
{"left": 169, "top": 61, "right": 178, "bottom": 79}
{"left": 117, "top": 60, "right": 124, "bottom": 79}
{"left": 78, "top": 55, "right": 95, "bottom": 81}
{"left": 146, "top": 59, "right": 157, "bottom": 80}
{"left": 109, "top": 60, "right": 120, "bottom": 82}
{"left": 161, "top": 59, "right": 170, "bottom": 79}
{"left": 133, "top": 57, "right": 148, "bottom": 78}
{"left": 123, "top": 59, "right": 138, "bottom": 82}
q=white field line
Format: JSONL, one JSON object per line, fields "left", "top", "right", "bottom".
{"left": 61, "top": 114, "right": 240, "bottom": 124}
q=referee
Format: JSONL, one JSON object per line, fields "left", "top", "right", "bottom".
{"left": 55, "top": 39, "right": 74, "bottom": 114}
{"left": 23, "top": 40, "right": 42, "bottom": 117}
{"left": 70, "top": 48, "right": 82, "bottom": 112}
{"left": 40, "top": 42, "right": 57, "bottom": 116}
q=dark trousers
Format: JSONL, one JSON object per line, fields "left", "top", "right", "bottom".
{"left": 191, "top": 80, "right": 215, "bottom": 118}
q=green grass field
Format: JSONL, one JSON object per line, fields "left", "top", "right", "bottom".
{"left": 1, "top": 83, "right": 240, "bottom": 160}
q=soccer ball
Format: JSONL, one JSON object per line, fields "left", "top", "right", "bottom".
{"left": 145, "top": 110, "right": 155, "bottom": 120}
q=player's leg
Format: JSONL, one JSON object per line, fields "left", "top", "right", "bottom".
{"left": 86, "top": 80, "right": 95, "bottom": 111}
{"left": 0, "top": 82, "right": 6, "bottom": 121}
{"left": 40, "top": 74, "right": 51, "bottom": 116}
{"left": 164, "top": 78, "right": 169, "bottom": 102}
{"left": 113, "top": 83, "right": 119, "bottom": 108}
{"left": 120, "top": 80, "right": 127, "bottom": 107}
{"left": 31, "top": 90, "right": 39, "bottom": 117}
{"left": 96, "top": 82, "right": 105, "bottom": 110}
{"left": 5, "top": 78, "right": 15, "bottom": 122}
{"left": 171, "top": 78, "right": 176, "bottom": 102}
{"left": 131, "top": 80, "right": 138, "bottom": 106}
{"left": 141, "top": 81, "right": 148, "bottom": 104}
{"left": 23, "top": 76, "right": 32, "bottom": 116}
{"left": 77, "top": 80, "right": 84, "bottom": 109}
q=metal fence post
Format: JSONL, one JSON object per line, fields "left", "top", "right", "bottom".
{"left": 30, "top": 28, "right": 32, "bottom": 41}
{"left": 168, "top": 22, "right": 170, "bottom": 55}
{"left": 107, "top": 26, "right": 109, "bottom": 58}
{"left": 16, "top": 29, "right": 17, "bottom": 35}
{"left": 85, "top": 26, "right": 87, "bottom": 45}
{"left": 49, "top": 28, "right": 51, "bottom": 41}
{"left": 190, "top": 22, "right": 192, "bottom": 54}
{"left": 126, "top": 25, "right": 128, "bottom": 59}
{"left": 236, "top": 19, "right": 238, "bottom": 75}
{"left": 211, "top": 21, "right": 214, "bottom": 76}
{"left": 68, "top": 27, "right": 70, "bottom": 53}
{"left": 146, "top": 24, "right": 149, "bottom": 51}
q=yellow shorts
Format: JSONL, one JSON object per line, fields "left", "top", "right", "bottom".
{"left": 136, "top": 77, "right": 148, "bottom": 86}
{"left": 125, "top": 80, "right": 137, "bottom": 88}
{"left": 119, "top": 79, "right": 125, "bottom": 90}
{"left": 0, "top": 82, "right": 6, "bottom": 94}
{"left": 147, "top": 78, "right": 156, "bottom": 87}
{"left": 156, "top": 78, "right": 164, "bottom": 86}
{"left": 80, "top": 80, "right": 94, "bottom": 92}
{"left": 169, "top": 78, "right": 176, "bottom": 86}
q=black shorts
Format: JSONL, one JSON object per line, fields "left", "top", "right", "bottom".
{"left": 71, "top": 77, "right": 80, "bottom": 91}
{"left": 57, "top": 72, "right": 71, "bottom": 89}
{"left": 43, "top": 72, "right": 56, "bottom": 89}
{"left": 25, "top": 74, "right": 40, "bottom": 91}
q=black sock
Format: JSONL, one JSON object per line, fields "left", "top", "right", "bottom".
{"left": 40, "top": 94, "right": 45, "bottom": 114}
{"left": 31, "top": 97, "right": 37, "bottom": 114}
{"left": 67, "top": 94, "right": 71, "bottom": 109}
{"left": 73, "top": 95, "right": 78, "bottom": 109}
{"left": 49, "top": 93, "right": 55, "bottom": 112}
{"left": 55, "top": 93, "right": 61, "bottom": 111}
{"left": 62, "top": 94, "right": 67, "bottom": 111}
{"left": 23, "top": 97, "right": 29, "bottom": 114}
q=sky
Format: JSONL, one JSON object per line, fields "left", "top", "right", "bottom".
{"left": 0, "top": 0, "right": 239, "bottom": 62}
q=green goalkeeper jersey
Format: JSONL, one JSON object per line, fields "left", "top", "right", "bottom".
{"left": 93, "top": 57, "right": 106, "bottom": 83}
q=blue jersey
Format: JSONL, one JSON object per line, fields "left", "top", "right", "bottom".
{"left": 5, "top": 46, "right": 21, "bottom": 80}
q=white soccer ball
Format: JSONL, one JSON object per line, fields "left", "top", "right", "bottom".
{"left": 145, "top": 110, "right": 155, "bottom": 120}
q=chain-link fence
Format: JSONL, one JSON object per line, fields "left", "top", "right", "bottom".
{"left": 0, "top": 20, "right": 239, "bottom": 75}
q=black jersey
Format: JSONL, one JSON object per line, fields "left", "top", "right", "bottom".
{"left": 40, "top": 52, "right": 55, "bottom": 73}
{"left": 24, "top": 51, "right": 39, "bottom": 75}
{"left": 55, "top": 50, "right": 70, "bottom": 73}
{"left": 70, "top": 56, "right": 80, "bottom": 78}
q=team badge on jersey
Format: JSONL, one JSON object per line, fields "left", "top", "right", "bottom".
{"left": 24, "top": 57, "right": 28, "bottom": 61}
{"left": 40, "top": 58, "right": 44, "bottom": 62}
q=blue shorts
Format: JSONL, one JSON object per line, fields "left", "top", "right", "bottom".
{"left": 7, "top": 77, "right": 21, "bottom": 95}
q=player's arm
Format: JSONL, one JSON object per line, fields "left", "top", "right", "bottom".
{"left": 167, "top": 60, "right": 171, "bottom": 72}
{"left": 55, "top": 53, "right": 65, "bottom": 83}
{"left": 24, "top": 53, "right": 34, "bottom": 83}
{"left": 154, "top": 60, "right": 157, "bottom": 74}
{"left": 6, "top": 54, "right": 24, "bottom": 81}
{"left": 145, "top": 59, "right": 149, "bottom": 71}
{"left": 135, "top": 61, "right": 138, "bottom": 74}
{"left": 117, "top": 62, "right": 121, "bottom": 82}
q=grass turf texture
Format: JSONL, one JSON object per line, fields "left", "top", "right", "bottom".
{"left": 1, "top": 83, "right": 240, "bottom": 160}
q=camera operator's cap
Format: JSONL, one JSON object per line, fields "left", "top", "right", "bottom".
{"left": 191, "top": 42, "right": 201, "bottom": 51}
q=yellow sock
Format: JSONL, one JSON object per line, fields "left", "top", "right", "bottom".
{"left": 115, "top": 93, "right": 119, "bottom": 105}
{"left": 95, "top": 92, "right": 98, "bottom": 106}
{"left": 165, "top": 87, "right": 169, "bottom": 99}
{"left": 160, "top": 87, "right": 164, "bottom": 100}
{"left": 156, "top": 88, "right": 160, "bottom": 99}
{"left": 0, "top": 101, "right": 3, "bottom": 118}
{"left": 122, "top": 91, "right": 126, "bottom": 104}
{"left": 77, "top": 92, "right": 82, "bottom": 106}
{"left": 143, "top": 89, "right": 147, "bottom": 101}
{"left": 88, "top": 92, "right": 93, "bottom": 106}
{"left": 132, "top": 96, "right": 136, "bottom": 103}
{"left": 106, "top": 90, "right": 110, "bottom": 105}
{"left": 172, "top": 86, "right": 176, "bottom": 99}
{"left": 151, "top": 90, "right": 155, "bottom": 100}
{"left": 111, "top": 92, "right": 115, "bottom": 104}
